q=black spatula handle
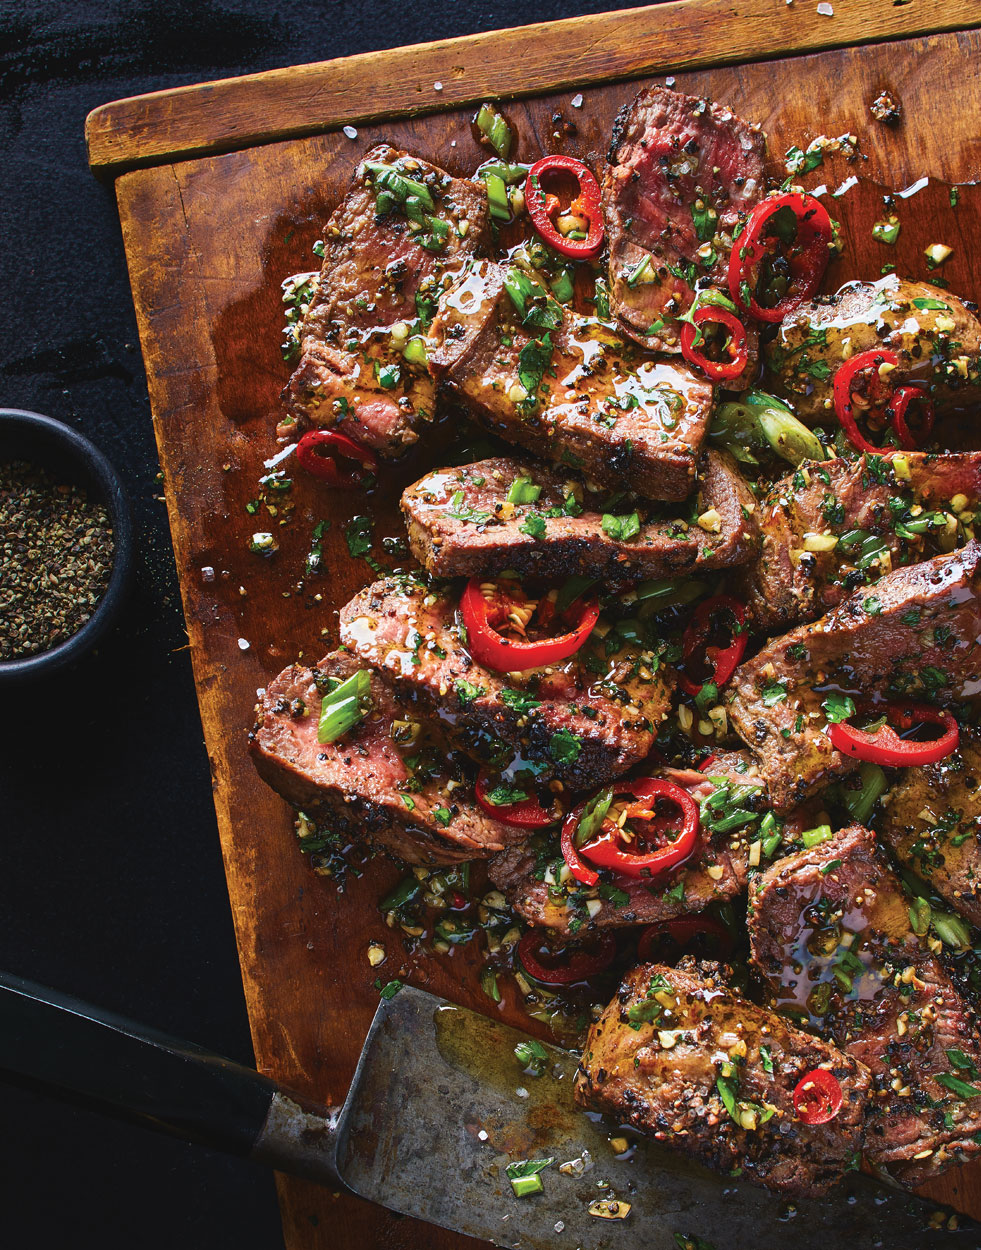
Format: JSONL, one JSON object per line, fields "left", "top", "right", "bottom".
{"left": 0, "top": 970, "right": 343, "bottom": 1187}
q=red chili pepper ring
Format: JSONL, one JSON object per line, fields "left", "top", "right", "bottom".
{"left": 679, "top": 595, "right": 748, "bottom": 697}
{"left": 516, "top": 930, "right": 617, "bottom": 985}
{"left": 680, "top": 305, "right": 749, "bottom": 382}
{"left": 829, "top": 702, "right": 959, "bottom": 767}
{"left": 793, "top": 1069, "right": 843, "bottom": 1125}
{"left": 475, "top": 769, "right": 554, "bottom": 829}
{"left": 525, "top": 155, "right": 605, "bottom": 260}
{"left": 296, "top": 429, "right": 378, "bottom": 488}
{"left": 460, "top": 578, "right": 599, "bottom": 673}
{"left": 729, "top": 192, "right": 833, "bottom": 323}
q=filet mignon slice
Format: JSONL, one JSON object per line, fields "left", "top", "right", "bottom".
{"left": 603, "top": 86, "right": 766, "bottom": 353}
{"left": 765, "top": 274, "right": 981, "bottom": 426}
{"left": 249, "top": 650, "right": 523, "bottom": 865}
{"left": 337, "top": 575, "right": 675, "bottom": 789}
{"left": 282, "top": 145, "right": 489, "bottom": 456}
{"left": 428, "top": 258, "right": 715, "bottom": 501}
{"left": 575, "top": 960, "right": 870, "bottom": 1197}
{"left": 401, "top": 448, "right": 758, "bottom": 585}
{"left": 880, "top": 732, "right": 981, "bottom": 927}
{"left": 727, "top": 541, "right": 981, "bottom": 811}
{"left": 748, "top": 824, "right": 981, "bottom": 1186}
{"left": 741, "top": 451, "right": 981, "bottom": 631}
{"left": 489, "top": 761, "right": 762, "bottom": 935}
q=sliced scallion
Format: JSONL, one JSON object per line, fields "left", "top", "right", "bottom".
{"left": 318, "top": 669, "right": 371, "bottom": 743}
{"left": 476, "top": 102, "right": 513, "bottom": 159}
{"left": 506, "top": 477, "right": 542, "bottom": 504}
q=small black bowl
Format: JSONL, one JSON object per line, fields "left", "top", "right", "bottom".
{"left": 0, "top": 409, "right": 134, "bottom": 683}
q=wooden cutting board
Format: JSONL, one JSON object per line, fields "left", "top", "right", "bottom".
{"left": 88, "top": 3, "right": 981, "bottom": 1245}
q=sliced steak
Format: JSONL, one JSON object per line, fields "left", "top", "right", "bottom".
{"left": 575, "top": 960, "right": 870, "bottom": 1197}
{"left": 283, "top": 145, "right": 488, "bottom": 455}
{"left": 728, "top": 542, "right": 981, "bottom": 811}
{"left": 765, "top": 274, "right": 981, "bottom": 425}
{"left": 748, "top": 824, "right": 981, "bottom": 1186}
{"left": 249, "top": 651, "right": 523, "bottom": 864}
{"left": 603, "top": 86, "right": 765, "bottom": 353}
{"left": 401, "top": 449, "right": 758, "bottom": 585}
{"left": 338, "top": 576, "right": 674, "bottom": 788}
{"left": 428, "top": 258, "right": 715, "bottom": 501}
{"left": 489, "top": 765, "right": 760, "bottom": 934}
{"left": 880, "top": 732, "right": 981, "bottom": 927}
{"left": 741, "top": 451, "right": 981, "bottom": 631}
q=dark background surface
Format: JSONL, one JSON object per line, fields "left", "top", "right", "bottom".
{"left": 0, "top": 2, "right": 652, "bottom": 1247}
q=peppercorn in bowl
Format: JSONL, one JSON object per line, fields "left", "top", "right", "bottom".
{"left": 0, "top": 409, "right": 133, "bottom": 683}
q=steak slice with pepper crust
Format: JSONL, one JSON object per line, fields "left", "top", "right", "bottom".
{"left": 765, "top": 274, "right": 981, "bottom": 426}
{"left": 401, "top": 448, "right": 758, "bottom": 586}
{"left": 338, "top": 575, "right": 675, "bottom": 788}
{"left": 250, "top": 650, "right": 524, "bottom": 865}
{"left": 489, "top": 762, "right": 763, "bottom": 935}
{"left": 575, "top": 960, "right": 870, "bottom": 1197}
{"left": 879, "top": 732, "right": 981, "bottom": 927}
{"left": 282, "top": 145, "right": 489, "bottom": 456}
{"left": 748, "top": 824, "right": 981, "bottom": 1186}
{"left": 727, "top": 541, "right": 981, "bottom": 812}
{"left": 741, "top": 451, "right": 981, "bottom": 631}
{"left": 427, "top": 257, "right": 716, "bottom": 502}
{"left": 603, "top": 86, "right": 766, "bottom": 354}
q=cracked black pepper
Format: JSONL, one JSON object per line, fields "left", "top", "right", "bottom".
{"left": 1, "top": 460, "right": 115, "bottom": 660}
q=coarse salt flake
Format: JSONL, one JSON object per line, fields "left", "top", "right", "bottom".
{"left": 200, "top": 565, "right": 215, "bottom": 582}
{"left": 817, "top": 2, "right": 833, "bottom": 14}
{"left": 433, "top": 81, "right": 443, "bottom": 91}
{"left": 342, "top": 125, "right": 358, "bottom": 139}
{"left": 238, "top": 638, "right": 250, "bottom": 651}
{"left": 571, "top": 93, "right": 583, "bottom": 109}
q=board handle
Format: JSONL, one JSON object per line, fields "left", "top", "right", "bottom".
{"left": 0, "top": 970, "right": 344, "bottom": 1188}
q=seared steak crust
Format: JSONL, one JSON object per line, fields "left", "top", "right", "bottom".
{"left": 603, "top": 86, "right": 765, "bottom": 353}
{"left": 401, "top": 449, "right": 758, "bottom": 585}
{"left": 880, "top": 733, "right": 981, "bottom": 927}
{"left": 430, "top": 259, "right": 715, "bottom": 501}
{"left": 249, "top": 651, "right": 522, "bottom": 864}
{"left": 575, "top": 961, "right": 870, "bottom": 1197}
{"left": 748, "top": 825, "right": 981, "bottom": 1186}
{"left": 338, "top": 576, "right": 674, "bottom": 788}
{"left": 741, "top": 452, "right": 981, "bottom": 631}
{"left": 765, "top": 275, "right": 981, "bottom": 425}
{"left": 283, "top": 145, "right": 488, "bottom": 455}
{"left": 728, "top": 542, "right": 981, "bottom": 811}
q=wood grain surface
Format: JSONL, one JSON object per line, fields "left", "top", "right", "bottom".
{"left": 109, "top": 15, "right": 981, "bottom": 1250}
{"left": 86, "top": 0, "right": 981, "bottom": 171}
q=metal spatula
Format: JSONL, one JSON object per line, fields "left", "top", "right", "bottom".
{"left": 0, "top": 972, "right": 974, "bottom": 1249}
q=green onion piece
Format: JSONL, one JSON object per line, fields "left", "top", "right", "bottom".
{"left": 402, "top": 335, "right": 429, "bottom": 366}
{"left": 909, "top": 896, "right": 932, "bottom": 936}
{"left": 593, "top": 277, "right": 612, "bottom": 321}
{"left": 762, "top": 832, "right": 783, "bottom": 858}
{"left": 318, "top": 669, "right": 371, "bottom": 743}
{"left": 482, "top": 171, "right": 512, "bottom": 220}
{"left": 841, "top": 762, "right": 888, "bottom": 824}
{"left": 364, "top": 162, "right": 435, "bottom": 211}
{"left": 872, "top": 217, "right": 901, "bottom": 245}
{"left": 480, "top": 968, "right": 501, "bottom": 1003}
{"left": 635, "top": 577, "right": 708, "bottom": 615}
{"left": 933, "top": 910, "right": 972, "bottom": 949}
{"left": 506, "top": 476, "right": 542, "bottom": 504}
{"left": 801, "top": 824, "right": 833, "bottom": 849}
{"left": 477, "top": 161, "right": 529, "bottom": 185}
{"left": 625, "top": 255, "right": 653, "bottom": 287}
{"left": 575, "top": 788, "right": 613, "bottom": 848}
{"left": 380, "top": 876, "right": 422, "bottom": 913}
{"left": 549, "top": 267, "right": 575, "bottom": 304}
{"left": 476, "top": 102, "right": 513, "bottom": 159}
